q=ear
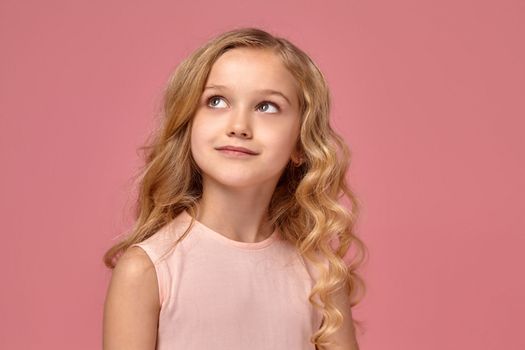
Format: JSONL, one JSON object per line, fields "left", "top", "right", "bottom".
{"left": 290, "top": 151, "right": 299, "bottom": 163}
{"left": 290, "top": 145, "right": 304, "bottom": 165}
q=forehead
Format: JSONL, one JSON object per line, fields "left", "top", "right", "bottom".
{"left": 205, "top": 48, "right": 299, "bottom": 106}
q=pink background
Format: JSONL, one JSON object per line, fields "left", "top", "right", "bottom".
{"left": 1, "top": 0, "right": 523, "bottom": 349}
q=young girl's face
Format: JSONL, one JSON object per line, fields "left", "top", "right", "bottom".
{"left": 191, "top": 47, "right": 301, "bottom": 189}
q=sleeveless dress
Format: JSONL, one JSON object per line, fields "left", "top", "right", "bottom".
{"left": 130, "top": 209, "right": 324, "bottom": 350}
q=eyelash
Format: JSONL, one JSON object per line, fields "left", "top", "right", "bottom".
{"left": 205, "top": 95, "right": 281, "bottom": 112}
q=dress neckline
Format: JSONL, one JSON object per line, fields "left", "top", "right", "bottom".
{"left": 181, "top": 209, "right": 280, "bottom": 250}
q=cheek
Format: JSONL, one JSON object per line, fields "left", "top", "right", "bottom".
{"left": 190, "top": 120, "right": 209, "bottom": 163}
{"left": 190, "top": 116, "right": 214, "bottom": 148}
{"left": 261, "top": 125, "right": 300, "bottom": 159}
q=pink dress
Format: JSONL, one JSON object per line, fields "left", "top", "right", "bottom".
{"left": 130, "top": 209, "right": 324, "bottom": 350}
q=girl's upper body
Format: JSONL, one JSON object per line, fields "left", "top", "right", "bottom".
{"left": 103, "top": 27, "right": 364, "bottom": 350}
{"left": 128, "top": 209, "right": 324, "bottom": 350}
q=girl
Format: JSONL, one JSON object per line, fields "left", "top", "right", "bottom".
{"left": 102, "top": 27, "right": 367, "bottom": 350}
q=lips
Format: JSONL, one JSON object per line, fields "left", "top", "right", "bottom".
{"left": 215, "top": 145, "right": 258, "bottom": 155}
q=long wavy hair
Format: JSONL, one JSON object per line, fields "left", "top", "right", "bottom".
{"left": 103, "top": 26, "right": 368, "bottom": 349}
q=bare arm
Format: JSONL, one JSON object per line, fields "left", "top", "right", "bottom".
{"left": 324, "top": 282, "right": 360, "bottom": 350}
{"left": 103, "top": 247, "right": 160, "bottom": 350}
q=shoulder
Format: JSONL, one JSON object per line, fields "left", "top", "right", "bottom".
{"left": 103, "top": 247, "right": 160, "bottom": 349}
{"left": 117, "top": 246, "right": 157, "bottom": 275}
{"left": 105, "top": 245, "right": 161, "bottom": 312}
{"left": 109, "top": 246, "right": 160, "bottom": 305}
{"left": 112, "top": 246, "right": 158, "bottom": 294}
{"left": 103, "top": 247, "right": 161, "bottom": 349}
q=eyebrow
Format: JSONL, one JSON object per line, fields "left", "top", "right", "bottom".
{"left": 204, "top": 84, "right": 292, "bottom": 106}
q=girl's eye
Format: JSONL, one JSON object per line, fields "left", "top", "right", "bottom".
{"left": 207, "top": 96, "right": 227, "bottom": 108}
{"left": 257, "top": 101, "right": 280, "bottom": 113}
{"left": 206, "top": 95, "right": 280, "bottom": 113}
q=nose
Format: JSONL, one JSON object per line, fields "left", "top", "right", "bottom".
{"left": 227, "top": 107, "right": 252, "bottom": 138}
